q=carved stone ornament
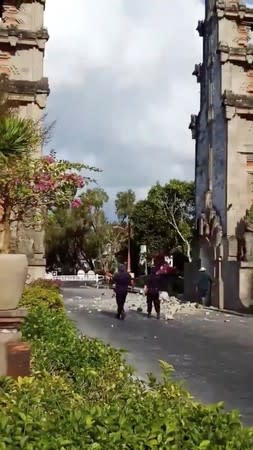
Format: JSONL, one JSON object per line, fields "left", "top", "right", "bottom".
{"left": 196, "top": 20, "right": 205, "bottom": 37}
{"left": 197, "top": 190, "right": 223, "bottom": 248}
{"left": 192, "top": 64, "right": 202, "bottom": 83}
{"left": 245, "top": 207, "right": 253, "bottom": 232}
{"left": 189, "top": 114, "right": 198, "bottom": 139}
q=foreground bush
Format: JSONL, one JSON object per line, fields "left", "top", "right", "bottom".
{"left": 20, "top": 285, "right": 63, "bottom": 311}
{"left": 0, "top": 286, "right": 251, "bottom": 449}
{"left": 22, "top": 305, "right": 131, "bottom": 401}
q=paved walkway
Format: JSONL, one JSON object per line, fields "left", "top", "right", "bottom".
{"left": 64, "top": 286, "right": 253, "bottom": 426}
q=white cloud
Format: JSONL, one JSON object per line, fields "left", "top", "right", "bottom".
{"left": 44, "top": 0, "right": 203, "bottom": 213}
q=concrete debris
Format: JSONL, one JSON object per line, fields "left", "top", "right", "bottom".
{"left": 165, "top": 314, "right": 174, "bottom": 321}
{"left": 70, "top": 290, "right": 204, "bottom": 321}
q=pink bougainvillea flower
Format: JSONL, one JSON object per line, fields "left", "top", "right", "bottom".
{"left": 71, "top": 198, "right": 82, "bottom": 208}
{"left": 43, "top": 155, "right": 55, "bottom": 164}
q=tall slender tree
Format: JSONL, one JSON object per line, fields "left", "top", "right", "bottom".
{"left": 115, "top": 189, "right": 136, "bottom": 272}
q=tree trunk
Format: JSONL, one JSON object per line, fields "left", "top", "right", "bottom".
{"left": 186, "top": 241, "right": 192, "bottom": 263}
{"left": 127, "top": 220, "right": 131, "bottom": 272}
{"left": 0, "top": 220, "right": 11, "bottom": 254}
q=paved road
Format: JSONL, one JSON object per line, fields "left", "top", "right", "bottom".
{"left": 64, "top": 286, "right": 253, "bottom": 426}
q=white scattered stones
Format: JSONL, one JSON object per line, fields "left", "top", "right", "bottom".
{"left": 165, "top": 314, "right": 174, "bottom": 321}
{"left": 160, "top": 291, "right": 170, "bottom": 302}
{"left": 69, "top": 289, "right": 202, "bottom": 321}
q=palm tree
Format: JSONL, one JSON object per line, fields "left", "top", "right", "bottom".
{"left": 115, "top": 189, "right": 136, "bottom": 272}
{"left": 0, "top": 116, "right": 41, "bottom": 158}
{"left": 0, "top": 76, "right": 41, "bottom": 158}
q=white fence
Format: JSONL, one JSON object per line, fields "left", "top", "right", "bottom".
{"left": 44, "top": 273, "right": 105, "bottom": 287}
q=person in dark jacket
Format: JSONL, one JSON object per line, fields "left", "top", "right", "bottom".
{"left": 196, "top": 267, "right": 212, "bottom": 306}
{"left": 113, "top": 265, "right": 132, "bottom": 320}
{"left": 144, "top": 267, "right": 161, "bottom": 319}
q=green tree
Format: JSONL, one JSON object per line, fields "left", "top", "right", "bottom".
{"left": 132, "top": 199, "right": 174, "bottom": 258}
{"left": 46, "top": 188, "right": 111, "bottom": 273}
{"left": 132, "top": 180, "right": 195, "bottom": 263}
{"left": 115, "top": 189, "right": 136, "bottom": 272}
{"left": 148, "top": 180, "right": 194, "bottom": 261}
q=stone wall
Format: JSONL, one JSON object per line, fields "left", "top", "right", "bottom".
{"left": 211, "top": 12, "right": 227, "bottom": 230}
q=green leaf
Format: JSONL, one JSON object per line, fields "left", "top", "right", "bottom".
{"left": 199, "top": 440, "right": 211, "bottom": 449}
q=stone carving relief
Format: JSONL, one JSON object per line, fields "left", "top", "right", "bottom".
{"left": 247, "top": 70, "right": 253, "bottom": 94}
{"left": 0, "top": 51, "right": 11, "bottom": 76}
{"left": 236, "top": 207, "right": 253, "bottom": 261}
{"left": 197, "top": 190, "right": 223, "bottom": 249}
{"left": 238, "top": 24, "right": 250, "bottom": 48}
{"left": 17, "top": 224, "right": 45, "bottom": 258}
{"left": 189, "top": 114, "right": 198, "bottom": 139}
{"left": 2, "top": 4, "right": 23, "bottom": 27}
{"left": 192, "top": 64, "right": 202, "bottom": 83}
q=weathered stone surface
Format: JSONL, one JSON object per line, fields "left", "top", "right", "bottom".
{"left": 192, "top": 0, "right": 253, "bottom": 310}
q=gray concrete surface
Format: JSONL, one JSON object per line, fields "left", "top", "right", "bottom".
{"left": 63, "top": 286, "right": 253, "bottom": 426}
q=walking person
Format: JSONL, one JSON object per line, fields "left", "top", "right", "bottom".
{"left": 144, "top": 267, "right": 161, "bottom": 319}
{"left": 196, "top": 267, "right": 212, "bottom": 307}
{"left": 113, "top": 265, "right": 132, "bottom": 320}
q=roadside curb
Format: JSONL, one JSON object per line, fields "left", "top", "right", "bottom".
{"left": 203, "top": 306, "right": 252, "bottom": 318}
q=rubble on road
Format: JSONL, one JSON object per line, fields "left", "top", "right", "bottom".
{"left": 89, "top": 290, "right": 202, "bottom": 320}
{"left": 128, "top": 293, "right": 201, "bottom": 320}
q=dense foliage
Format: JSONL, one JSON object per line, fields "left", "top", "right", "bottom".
{"left": 132, "top": 180, "right": 195, "bottom": 261}
{"left": 45, "top": 188, "right": 127, "bottom": 273}
{"left": 45, "top": 181, "right": 195, "bottom": 274}
{"left": 20, "top": 285, "right": 64, "bottom": 311}
{"left": 0, "top": 285, "right": 252, "bottom": 448}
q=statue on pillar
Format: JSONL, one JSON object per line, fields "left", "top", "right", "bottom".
{"left": 197, "top": 190, "right": 223, "bottom": 250}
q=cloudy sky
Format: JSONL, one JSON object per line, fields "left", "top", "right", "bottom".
{"left": 44, "top": 0, "right": 204, "bottom": 213}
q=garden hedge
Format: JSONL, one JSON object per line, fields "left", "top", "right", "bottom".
{"left": 0, "top": 284, "right": 252, "bottom": 449}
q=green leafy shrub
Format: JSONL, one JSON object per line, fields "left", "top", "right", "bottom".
{"left": 0, "top": 285, "right": 249, "bottom": 448}
{"left": 27, "top": 278, "right": 62, "bottom": 291}
{"left": 20, "top": 285, "right": 63, "bottom": 311}
{"left": 22, "top": 305, "right": 132, "bottom": 401}
{"left": 0, "top": 364, "right": 253, "bottom": 449}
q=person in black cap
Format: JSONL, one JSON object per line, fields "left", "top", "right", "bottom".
{"left": 144, "top": 267, "right": 161, "bottom": 319}
{"left": 113, "top": 265, "right": 132, "bottom": 320}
